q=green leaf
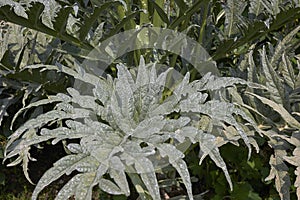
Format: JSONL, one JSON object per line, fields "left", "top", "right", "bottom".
{"left": 102, "top": 10, "right": 143, "bottom": 41}
{"left": 168, "top": 0, "right": 204, "bottom": 29}
{"left": 269, "top": 7, "right": 300, "bottom": 32}
{"left": 52, "top": 5, "right": 73, "bottom": 33}
{"left": 213, "top": 7, "right": 300, "bottom": 60}
{"left": 174, "top": 0, "right": 188, "bottom": 14}
{"left": 149, "top": 0, "right": 169, "bottom": 25}
{"left": 79, "top": 1, "right": 124, "bottom": 41}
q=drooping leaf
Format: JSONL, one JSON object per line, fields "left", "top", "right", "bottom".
{"left": 134, "top": 157, "right": 161, "bottom": 200}
{"left": 247, "top": 92, "right": 300, "bottom": 129}
{"left": 6, "top": 108, "right": 90, "bottom": 149}
{"left": 32, "top": 154, "right": 88, "bottom": 200}
{"left": 55, "top": 173, "right": 83, "bottom": 200}
{"left": 198, "top": 132, "right": 233, "bottom": 190}
{"left": 265, "top": 152, "right": 291, "bottom": 200}
{"left": 157, "top": 144, "right": 194, "bottom": 200}
{"left": 3, "top": 57, "right": 262, "bottom": 200}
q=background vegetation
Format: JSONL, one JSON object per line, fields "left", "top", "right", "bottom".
{"left": 0, "top": 0, "right": 300, "bottom": 199}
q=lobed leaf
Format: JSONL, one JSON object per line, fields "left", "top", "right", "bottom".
{"left": 32, "top": 154, "right": 88, "bottom": 200}
{"left": 198, "top": 132, "right": 233, "bottom": 190}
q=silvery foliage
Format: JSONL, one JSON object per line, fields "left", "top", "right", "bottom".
{"left": 0, "top": 0, "right": 61, "bottom": 29}
{"left": 4, "top": 57, "right": 259, "bottom": 200}
{"left": 237, "top": 25, "right": 300, "bottom": 200}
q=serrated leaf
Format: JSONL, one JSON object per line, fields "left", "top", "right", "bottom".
{"left": 185, "top": 100, "right": 252, "bottom": 157}
{"left": 265, "top": 154, "right": 291, "bottom": 200}
{"left": 32, "top": 154, "right": 87, "bottom": 200}
{"left": 224, "top": 0, "right": 247, "bottom": 37}
{"left": 281, "top": 54, "right": 296, "bottom": 89}
{"left": 0, "top": 2, "right": 90, "bottom": 49}
{"left": 79, "top": 1, "right": 124, "bottom": 41}
{"left": 6, "top": 108, "right": 90, "bottom": 150}
{"left": 198, "top": 132, "right": 233, "bottom": 190}
{"left": 247, "top": 92, "right": 300, "bottom": 129}
{"left": 197, "top": 74, "right": 263, "bottom": 91}
{"left": 11, "top": 93, "right": 71, "bottom": 129}
{"left": 260, "top": 46, "right": 286, "bottom": 105}
{"left": 0, "top": 0, "right": 28, "bottom": 18}
{"left": 25, "top": 64, "right": 104, "bottom": 87}
{"left": 271, "top": 26, "right": 300, "bottom": 66}
{"left": 67, "top": 87, "right": 103, "bottom": 111}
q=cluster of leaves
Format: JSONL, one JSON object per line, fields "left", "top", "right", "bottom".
{"left": 4, "top": 57, "right": 262, "bottom": 199}
{"left": 1, "top": 0, "right": 300, "bottom": 199}
{"left": 229, "top": 25, "right": 300, "bottom": 199}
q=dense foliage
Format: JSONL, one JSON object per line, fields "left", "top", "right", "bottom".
{"left": 1, "top": 0, "right": 300, "bottom": 199}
